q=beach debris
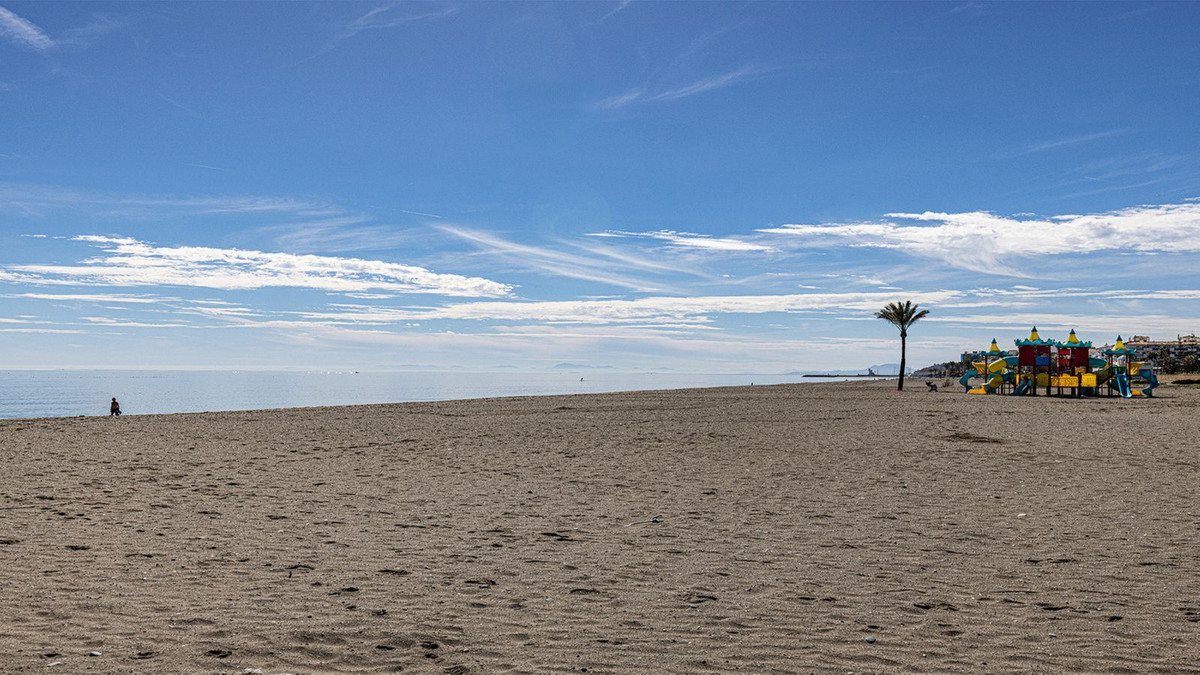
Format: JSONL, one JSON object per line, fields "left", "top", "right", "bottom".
{"left": 88, "top": 651, "right": 101, "bottom": 657}
{"left": 913, "top": 601, "right": 958, "bottom": 611}
{"left": 132, "top": 651, "right": 154, "bottom": 659}
{"left": 625, "top": 515, "right": 663, "bottom": 527}
{"left": 46, "top": 663, "right": 62, "bottom": 668}
{"left": 1017, "top": 513, "right": 1027, "bottom": 518}
{"left": 865, "top": 637, "right": 876, "bottom": 644}
{"left": 1036, "top": 602, "right": 1068, "bottom": 611}
{"left": 378, "top": 568, "right": 409, "bottom": 575}
{"left": 65, "top": 545, "right": 90, "bottom": 551}
{"left": 420, "top": 641, "right": 440, "bottom": 651}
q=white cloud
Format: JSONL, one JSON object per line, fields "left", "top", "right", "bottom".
{"left": 6, "top": 292, "right": 173, "bottom": 304}
{"left": 759, "top": 201, "right": 1200, "bottom": 273}
{"left": 6, "top": 235, "right": 512, "bottom": 297}
{"left": 0, "top": 328, "right": 85, "bottom": 334}
{"left": 79, "top": 317, "right": 191, "bottom": 328}
{"left": 926, "top": 313, "right": 1199, "bottom": 339}
{"left": 0, "top": 6, "right": 53, "bottom": 51}
{"left": 295, "top": 289, "right": 963, "bottom": 325}
{"left": 587, "top": 229, "right": 774, "bottom": 252}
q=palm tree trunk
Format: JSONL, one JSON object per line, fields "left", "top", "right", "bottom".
{"left": 898, "top": 331, "right": 907, "bottom": 391}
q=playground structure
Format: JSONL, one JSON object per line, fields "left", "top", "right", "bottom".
{"left": 959, "top": 328, "right": 1158, "bottom": 398}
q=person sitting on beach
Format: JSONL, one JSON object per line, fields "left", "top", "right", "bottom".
{"left": 110, "top": 397, "right": 121, "bottom": 417}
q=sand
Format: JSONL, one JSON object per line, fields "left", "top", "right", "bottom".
{"left": 1, "top": 380, "right": 1199, "bottom": 672}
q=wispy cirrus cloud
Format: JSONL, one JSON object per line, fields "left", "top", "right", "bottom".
{"left": 5, "top": 235, "right": 512, "bottom": 297}
{"left": 0, "top": 5, "right": 52, "bottom": 51}
{"left": 594, "top": 0, "right": 632, "bottom": 25}
{"left": 306, "top": 5, "right": 459, "bottom": 61}
{"left": 596, "top": 65, "right": 773, "bottom": 109}
{"left": 55, "top": 14, "right": 125, "bottom": 48}
{"left": 0, "top": 181, "right": 342, "bottom": 218}
{"left": 994, "top": 129, "right": 1128, "bottom": 159}
{"left": 262, "top": 219, "right": 428, "bottom": 254}
{"left": 440, "top": 225, "right": 684, "bottom": 293}
{"left": 587, "top": 229, "right": 774, "bottom": 252}
{"left": 295, "top": 289, "right": 965, "bottom": 326}
{"left": 0, "top": 7, "right": 123, "bottom": 52}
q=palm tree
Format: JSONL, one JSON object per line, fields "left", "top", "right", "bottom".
{"left": 875, "top": 301, "right": 930, "bottom": 391}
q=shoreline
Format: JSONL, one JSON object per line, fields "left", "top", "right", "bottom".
{"left": 0, "top": 374, "right": 881, "bottom": 422}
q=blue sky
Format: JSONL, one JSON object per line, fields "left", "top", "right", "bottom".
{"left": 2, "top": 1, "right": 1200, "bottom": 371}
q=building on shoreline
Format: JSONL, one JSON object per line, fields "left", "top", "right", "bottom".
{"left": 1099, "top": 335, "right": 1200, "bottom": 374}
{"left": 1125, "top": 334, "right": 1200, "bottom": 356}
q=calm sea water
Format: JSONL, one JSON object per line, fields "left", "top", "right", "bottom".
{"left": 0, "top": 370, "right": 866, "bottom": 419}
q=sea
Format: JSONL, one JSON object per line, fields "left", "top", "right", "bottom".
{"left": 0, "top": 370, "right": 873, "bottom": 419}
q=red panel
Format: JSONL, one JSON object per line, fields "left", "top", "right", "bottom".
{"left": 1018, "top": 345, "right": 1035, "bottom": 367}
{"left": 1072, "top": 347, "right": 1090, "bottom": 369}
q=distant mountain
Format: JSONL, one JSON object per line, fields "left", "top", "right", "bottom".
{"left": 551, "top": 363, "right": 616, "bottom": 370}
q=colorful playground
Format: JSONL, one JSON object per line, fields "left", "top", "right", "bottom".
{"left": 959, "top": 327, "right": 1158, "bottom": 398}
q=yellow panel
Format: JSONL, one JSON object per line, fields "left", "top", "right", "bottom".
{"left": 1081, "top": 373, "right": 1097, "bottom": 387}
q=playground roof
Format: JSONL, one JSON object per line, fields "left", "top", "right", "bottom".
{"left": 1014, "top": 326, "right": 1055, "bottom": 347}
{"left": 1051, "top": 329, "right": 1093, "bottom": 349}
{"left": 1104, "top": 335, "right": 1138, "bottom": 356}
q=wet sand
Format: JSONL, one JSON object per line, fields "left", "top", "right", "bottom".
{"left": 1, "top": 380, "right": 1198, "bottom": 672}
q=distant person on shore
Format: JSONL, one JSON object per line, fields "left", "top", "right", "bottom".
{"left": 110, "top": 397, "right": 121, "bottom": 417}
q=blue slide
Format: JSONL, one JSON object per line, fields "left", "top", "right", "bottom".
{"left": 1115, "top": 373, "right": 1133, "bottom": 398}
{"left": 1012, "top": 379, "right": 1032, "bottom": 396}
{"left": 1135, "top": 368, "right": 1159, "bottom": 397}
{"left": 959, "top": 368, "right": 978, "bottom": 392}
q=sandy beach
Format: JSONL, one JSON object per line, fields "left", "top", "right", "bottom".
{"left": 1, "top": 380, "right": 1199, "bottom": 673}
